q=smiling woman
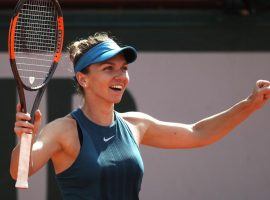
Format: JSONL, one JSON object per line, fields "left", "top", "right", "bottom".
{"left": 10, "top": 31, "right": 270, "bottom": 200}
{"left": 68, "top": 32, "right": 136, "bottom": 96}
{"left": 11, "top": 32, "right": 145, "bottom": 200}
{"left": 76, "top": 54, "right": 130, "bottom": 106}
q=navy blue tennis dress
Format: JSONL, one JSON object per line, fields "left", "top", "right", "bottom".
{"left": 56, "top": 108, "right": 144, "bottom": 200}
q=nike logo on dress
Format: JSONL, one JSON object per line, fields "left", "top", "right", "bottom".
{"left": 103, "top": 135, "right": 115, "bottom": 142}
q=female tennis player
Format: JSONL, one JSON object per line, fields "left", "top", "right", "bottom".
{"left": 10, "top": 32, "right": 270, "bottom": 199}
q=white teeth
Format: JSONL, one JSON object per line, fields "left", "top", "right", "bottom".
{"left": 111, "top": 85, "right": 123, "bottom": 89}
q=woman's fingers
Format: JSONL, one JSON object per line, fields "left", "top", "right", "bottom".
{"left": 15, "top": 103, "right": 33, "bottom": 137}
{"left": 258, "top": 84, "right": 270, "bottom": 98}
{"left": 15, "top": 121, "right": 34, "bottom": 129}
{"left": 263, "top": 93, "right": 270, "bottom": 100}
{"left": 14, "top": 127, "right": 33, "bottom": 135}
{"left": 15, "top": 103, "right": 43, "bottom": 137}
{"left": 33, "top": 109, "right": 42, "bottom": 134}
{"left": 14, "top": 119, "right": 34, "bottom": 137}
{"left": 34, "top": 109, "right": 42, "bottom": 122}
{"left": 247, "top": 80, "right": 270, "bottom": 110}
{"left": 253, "top": 80, "right": 270, "bottom": 97}
{"left": 16, "top": 103, "right": 21, "bottom": 112}
{"left": 16, "top": 111, "right": 31, "bottom": 121}
{"left": 256, "top": 80, "right": 270, "bottom": 89}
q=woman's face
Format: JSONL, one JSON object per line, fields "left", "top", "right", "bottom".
{"left": 81, "top": 53, "right": 130, "bottom": 104}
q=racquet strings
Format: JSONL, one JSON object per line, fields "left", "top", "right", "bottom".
{"left": 15, "top": 0, "right": 58, "bottom": 89}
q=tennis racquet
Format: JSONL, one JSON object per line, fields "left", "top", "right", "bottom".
{"left": 8, "top": 0, "right": 64, "bottom": 189}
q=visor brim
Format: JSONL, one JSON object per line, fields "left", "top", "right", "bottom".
{"left": 92, "top": 46, "right": 137, "bottom": 65}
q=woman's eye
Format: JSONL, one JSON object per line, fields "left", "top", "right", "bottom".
{"left": 104, "top": 66, "right": 113, "bottom": 71}
{"left": 122, "top": 66, "right": 128, "bottom": 71}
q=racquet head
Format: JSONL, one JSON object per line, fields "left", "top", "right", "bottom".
{"left": 8, "top": 0, "right": 64, "bottom": 91}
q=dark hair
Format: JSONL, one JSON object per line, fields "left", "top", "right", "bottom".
{"left": 67, "top": 32, "right": 110, "bottom": 95}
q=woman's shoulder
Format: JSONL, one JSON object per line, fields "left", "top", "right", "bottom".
{"left": 119, "top": 112, "right": 157, "bottom": 144}
{"left": 119, "top": 111, "right": 156, "bottom": 132}
{"left": 119, "top": 111, "right": 155, "bottom": 124}
{"left": 41, "top": 114, "right": 77, "bottom": 138}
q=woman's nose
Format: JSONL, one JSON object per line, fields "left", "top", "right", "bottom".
{"left": 114, "top": 70, "right": 129, "bottom": 81}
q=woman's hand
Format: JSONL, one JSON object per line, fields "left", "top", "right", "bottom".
{"left": 14, "top": 103, "right": 42, "bottom": 138}
{"left": 246, "top": 80, "right": 270, "bottom": 110}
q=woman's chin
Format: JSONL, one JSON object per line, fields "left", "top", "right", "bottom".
{"left": 113, "top": 97, "right": 122, "bottom": 104}
{"left": 111, "top": 95, "right": 124, "bottom": 104}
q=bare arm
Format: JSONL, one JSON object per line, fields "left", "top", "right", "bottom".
{"left": 192, "top": 80, "right": 270, "bottom": 147}
{"left": 125, "top": 80, "right": 270, "bottom": 149}
{"left": 10, "top": 104, "right": 63, "bottom": 179}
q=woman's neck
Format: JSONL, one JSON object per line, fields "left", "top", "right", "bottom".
{"left": 81, "top": 98, "right": 114, "bottom": 126}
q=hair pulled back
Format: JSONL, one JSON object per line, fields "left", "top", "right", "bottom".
{"left": 67, "top": 32, "right": 110, "bottom": 95}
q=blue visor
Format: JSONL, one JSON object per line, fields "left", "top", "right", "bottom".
{"left": 74, "top": 39, "right": 137, "bottom": 73}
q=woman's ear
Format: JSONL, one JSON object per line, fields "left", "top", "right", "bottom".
{"left": 76, "top": 72, "right": 88, "bottom": 88}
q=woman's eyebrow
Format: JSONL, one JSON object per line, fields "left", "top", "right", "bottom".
{"left": 99, "top": 60, "right": 128, "bottom": 66}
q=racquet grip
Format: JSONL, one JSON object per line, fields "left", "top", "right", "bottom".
{"left": 15, "top": 133, "right": 33, "bottom": 189}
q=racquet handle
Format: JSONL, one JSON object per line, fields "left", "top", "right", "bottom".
{"left": 15, "top": 133, "right": 33, "bottom": 189}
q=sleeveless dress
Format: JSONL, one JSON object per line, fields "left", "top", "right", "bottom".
{"left": 56, "top": 108, "right": 144, "bottom": 200}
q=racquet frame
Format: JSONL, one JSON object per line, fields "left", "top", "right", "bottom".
{"left": 8, "top": 0, "right": 64, "bottom": 189}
